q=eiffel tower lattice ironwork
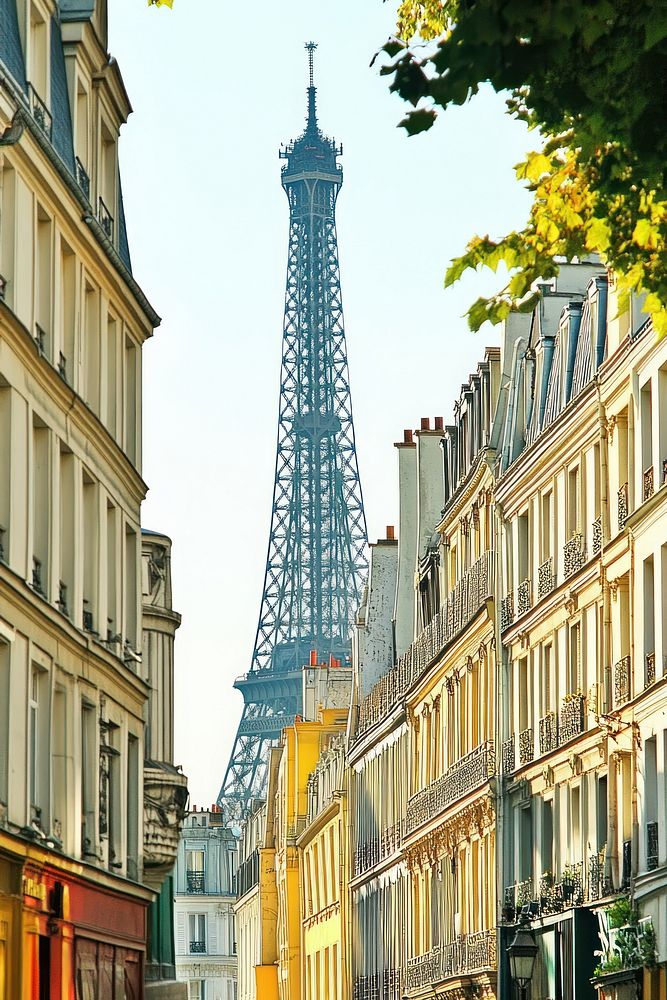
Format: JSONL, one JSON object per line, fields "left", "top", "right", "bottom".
{"left": 217, "top": 43, "right": 368, "bottom": 823}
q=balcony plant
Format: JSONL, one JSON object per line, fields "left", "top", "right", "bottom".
{"left": 592, "top": 896, "right": 657, "bottom": 980}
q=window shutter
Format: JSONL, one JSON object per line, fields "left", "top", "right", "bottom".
{"left": 176, "top": 910, "right": 186, "bottom": 955}
{"left": 207, "top": 911, "right": 217, "bottom": 955}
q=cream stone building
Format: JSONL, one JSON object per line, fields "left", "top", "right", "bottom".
{"left": 235, "top": 800, "right": 269, "bottom": 1000}
{"left": 0, "top": 1, "right": 185, "bottom": 996}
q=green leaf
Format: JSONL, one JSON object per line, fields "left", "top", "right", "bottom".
{"left": 399, "top": 107, "right": 437, "bottom": 135}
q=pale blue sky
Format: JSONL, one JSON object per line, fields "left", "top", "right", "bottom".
{"left": 109, "top": 0, "right": 532, "bottom": 805}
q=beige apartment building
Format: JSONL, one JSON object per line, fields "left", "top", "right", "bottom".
{"left": 0, "top": 2, "right": 185, "bottom": 997}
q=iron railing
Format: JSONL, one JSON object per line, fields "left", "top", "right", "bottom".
{"left": 405, "top": 931, "right": 496, "bottom": 990}
{"left": 592, "top": 515, "right": 602, "bottom": 555}
{"left": 622, "top": 839, "right": 632, "bottom": 887}
{"left": 504, "top": 880, "right": 533, "bottom": 916}
{"left": 538, "top": 712, "right": 558, "bottom": 755}
{"left": 517, "top": 578, "right": 531, "bottom": 617}
{"left": 518, "top": 728, "right": 534, "bottom": 765}
{"left": 57, "top": 581, "right": 68, "bottom": 617}
{"left": 28, "top": 84, "right": 52, "bottom": 139}
{"left": 354, "top": 821, "right": 402, "bottom": 877}
{"left": 404, "top": 742, "right": 495, "bottom": 837}
{"left": 559, "top": 694, "right": 585, "bottom": 745}
{"left": 647, "top": 822, "right": 659, "bottom": 872}
{"left": 563, "top": 533, "right": 587, "bottom": 579}
{"left": 645, "top": 651, "right": 656, "bottom": 689}
{"left": 75, "top": 157, "right": 90, "bottom": 199}
{"left": 502, "top": 736, "right": 515, "bottom": 775}
{"left": 538, "top": 557, "right": 555, "bottom": 599}
{"left": 32, "top": 557, "right": 44, "bottom": 595}
{"left": 98, "top": 197, "right": 114, "bottom": 240}
{"left": 186, "top": 870, "right": 205, "bottom": 893}
{"left": 643, "top": 466, "right": 654, "bottom": 502}
{"left": 236, "top": 848, "right": 259, "bottom": 897}
{"left": 353, "top": 969, "right": 402, "bottom": 1000}
{"left": 34, "top": 324, "right": 46, "bottom": 355}
{"left": 618, "top": 483, "right": 629, "bottom": 530}
{"left": 0, "top": 526, "right": 5, "bottom": 563}
{"left": 614, "top": 656, "right": 631, "bottom": 707}
{"left": 500, "top": 593, "right": 514, "bottom": 632}
{"left": 58, "top": 351, "right": 67, "bottom": 380}
{"left": 189, "top": 940, "right": 206, "bottom": 954}
{"left": 356, "top": 552, "right": 494, "bottom": 739}
{"left": 588, "top": 850, "right": 610, "bottom": 901}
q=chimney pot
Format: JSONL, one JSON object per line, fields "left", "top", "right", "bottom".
{"left": 434, "top": 416, "right": 444, "bottom": 430}
{"left": 403, "top": 429, "right": 413, "bottom": 445}
{"left": 420, "top": 417, "right": 430, "bottom": 431}
{"left": 386, "top": 525, "right": 395, "bottom": 541}
{"left": 310, "top": 649, "right": 317, "bottom": 667}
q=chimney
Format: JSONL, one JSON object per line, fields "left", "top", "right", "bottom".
{"left": 415, "top": 421, "right": 445, "bottom": 578}
{"left": 386, "top": 525, "right": 395, "bottom": 541}
{"left": 434, "top": 416, "right": 444, "bottom": 431}
{"left": 420, "top": 417, "right": 430, "bottom": 431}
{"left": 393, "top": 432, "right": 417, "bottom": 657}
{"left": 355, "top": 533, "right": 399, "bottom": 699}
{"left": 309, "top": 649, "right": 317, "bottom": 667}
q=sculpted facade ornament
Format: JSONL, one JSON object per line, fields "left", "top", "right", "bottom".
{"left": 404, "top": 795, "right": 496, "bottom": 872}
{"left": 608, "top": 577, "right": 620, "bottom": 601}
{"left": 606, "top": 414, "right": 617, "bottom": 443}
{"left": 517, "top": 630, "right": 530, "bottom": 651}
{"left": 542, "top": 765, "right": 554, "bottom": 787}
{"left": 564, "top": 590, "right": 578, "bottom": 617}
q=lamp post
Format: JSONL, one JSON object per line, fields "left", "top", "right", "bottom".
{"left": 507, "top": 913, "right": 538, "bottom": 999}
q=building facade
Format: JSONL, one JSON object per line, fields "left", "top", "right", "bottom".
{"left": 0, "top": 1, "right": 184, "bottom": 996}
{"left": 235, "top": 800, "right": 271, "bottom": 1000}
{"left": 173, "top": 807, "right": 238, "bottom": 1000}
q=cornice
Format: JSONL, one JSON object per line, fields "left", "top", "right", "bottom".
{"left": 439, "top": 448, "right": 493, "bottom": 530}
{"left": 403, "top": 793, "right": 496, "bottom": 871}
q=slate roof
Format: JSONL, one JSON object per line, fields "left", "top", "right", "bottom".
{"left": 49, "top": 14, "right": 75, "bottom": 173}
{"left": 0, "top": 0, "right": 27, "bottom": 92}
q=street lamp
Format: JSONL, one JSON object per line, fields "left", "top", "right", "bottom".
{"left": 507, "top": 913, "right": 538, "bottom": 999}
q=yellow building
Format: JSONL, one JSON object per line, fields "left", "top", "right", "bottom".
{"left": 300, "top": 730, "right": 348, "bottom": 1000}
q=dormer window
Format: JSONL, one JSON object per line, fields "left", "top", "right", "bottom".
{"left": 99, "top": 120, "right": 117, "bottom": 242}
{"left": 75, "top": 82, "right": 91, "bottom": 199}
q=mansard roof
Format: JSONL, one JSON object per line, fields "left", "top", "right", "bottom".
{"left": 0, "top": 0, "right": 27, "bottom": 92}
{"left": 497, "top": 264, "right": 608, "bottom": 474}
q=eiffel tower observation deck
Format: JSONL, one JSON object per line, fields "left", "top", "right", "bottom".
{"left": 217, "top": 44, "right": 368, "bottom": 823}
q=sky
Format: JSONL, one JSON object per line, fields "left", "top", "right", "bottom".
{"left": 108, "top": 0, "right": 532, "bottom": 806}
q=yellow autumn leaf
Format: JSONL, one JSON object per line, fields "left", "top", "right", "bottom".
{"left": 585, "top": 217, "right": 611, "bottom": 251}
{"left": 149, "top": 0, "right": 173, "bottom": 7}
{"left": 633, "top": 218, "right": 659, "bottom": 249}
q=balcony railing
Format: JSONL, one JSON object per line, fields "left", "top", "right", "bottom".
{"left": 189, "top": 940, "right": 206, "bottom": 954}
{"left": 538, "top": 712, "right": 558, "bottom": 755}
{"left": 405, "top": 931, "right": 496, "bottom": 990}
{"left": 500, "top": 593, "right": 514, "bottom": 632}
{"left": 622, "top": 839, "right": 632, "bottom": 887}
{"left": 588, "top": 849, "right": 611, "bottom": 902}
{"left": 504, "top": 879, "right": 533, "bottom": 916}
{"left": 186, "top": 870, "right": 205, "bottom": 893}
{"left": 0, "top": 526, "right": 5, "bottom": 563}
{"left": 98, "top": 197, "right": 114, "bottom": 240}
{"left": 592, "top": 515, "right": 602, "bottom": 556}
{"left": 236, "top": 848, "right": 259, "bottom": 897}
{"left": 356, "top": 552, "right": 494, "bottom": 739}
{"left": 647, "top": 822, "right": 659, "bottom": 872}
{"left": 645, "top": 651, "right": 656, "bottom": 689}
{"left": 404, "top": 742, "right": 495, "bottom": 837}
{"left": 643, "top": 466, "right": 654, "bottom": 502}
{"left": 58, "top": 351, "right": 67, "bottom": 381}
{"left": 618, "top": 482, "right": 628, "bottom": 530}
{"left": 614, "top": 655, "right": 631, "bottom": 706}
{"left": 559, "top": 693, "right": 585, "bottom": 745}
{"left": 517, "top": 578, "right": 531, "bottom": 617}
{"left": 539, "top": 864, "right": 583, "bottom": 914}
{"left": 502, "top": 736, "right": 515, "bottom": 776}
{"left": 354, "top": 821, "right": 403, "bottom": 877}
{"left": 538, "top": 557, "right": 555, "bottom": 600}
{"left": 563, "top": 532, "right": 587, "bottom": 579}
{"left": 518, "top": 727, "right": 534, "bottom": 765}
{"left": 353, "top": 970, "right": 402, "bottom": 1000}
{"left": 75, "top": 156, "right": 90, "bottom": 199}
{"left": 28, "top": 83, "right": 52, "bottom": 139}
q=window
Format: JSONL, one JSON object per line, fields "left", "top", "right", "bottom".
{"left": 570, "top": 784, "right": 581, "bottom": 861}
{"left": 35, "top": 205, "right": 52, "bottom": 358}
{"left": 126, "top": 734, "right": 139, "bottom": 880}
{"left": 82, "top": 470, "right": 97, "bottom": 632}
{"left": 106, "top": 315, "right": 118, "bottom": 436}
{"left": 58, "top": 444, "right": 74, "bottom": 616}
{"left": 541, "top": 491, "right": 552, "bottom": 561}
{"left": 52, "top": 685, "right": 67, "bottom": 844}
{"left": 0, "top": 642, "right": 9, "bottom": 804}
{"left": 567, "top": 466, "right": 581, "bottom": 536}
{"left": 29, "top": 664, "right": 49, "bottom": 823}
{"left": 0, "top": 162, "right": 16, "bottom": 306}
{"left": 517, "top": 511, "right": 529, "bottom": 584}
{"left": 75, "top": 83, "right": 90, "bottom": 174}
{"left": 32, "top": 416, "right": 50, "bottom": 598}
{"left": 124, "top": 335, "right": 137, "bottom": 463}
{"left": 188, "top": 914, "right": 206, "bottom": 954}
{"left": 542, "top": 798, "right": 553, "bottom": 875}
{"left": 28, "top": 3, "right": 49, "bottom": 102}
{"left": 81, "top": 701, "right": 96, "bottom": 858}
{"left": 641, "top": 380, "right": 653, "bottom": 491}
{"left": 189, "top": 983, "right": 205, "bottom": 1000}
{"left": 125, "top": 524, "right": 138, "bottom": 650}
{"left": 0, "top": 383, "right": 10, "bottom": 561}
{"left": 186, "top": 850, "right": 205, "bottom": 893}
{"left": 644, "top": 555, "right": 655, "bottom": 677}
{"left": 59, "top": 239, "right": 75, "bottom": 384}
{"left": 597, "top": 776, "right": 608, "bottom": 851}
{"left": 568, "top": 622, "right": 581, "bottom": 694}
{"left": 540, "top": 644, "right": 553, "bottom": 716}
{"left": 106, "top": 502, "right": 117, "bottom": 644}
{"left": 519, "top": 804, "right": 533, "bottom": 882}
{"left": 83, "top": 280, "right": 100, "bottom": 412}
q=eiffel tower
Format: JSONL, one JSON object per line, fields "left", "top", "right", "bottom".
{"left": 217, "top": 43, "right": 368, "bottom": 822}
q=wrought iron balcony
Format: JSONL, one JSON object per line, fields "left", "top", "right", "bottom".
{"left": 28, "top": 84, "right": 52, "bottom": 139}
{"left": 354, "top": 821, "right": 403, "bottom": 877}
{"left": 500, "top": 593, "right": 514, "bottom": 632}
{"left": 622, "top": 839, "right": 632, "bottom": 887}
{"left": 354, "top": 971, "right": 402, "bottom": 1000}
{"left": 618, "top": 482, "right": 628, "bottom": 530}
{"left": 98, "top": 197, "right": 114, "bottom": 240}
{"left": 32, "top": 557, "right": 44, "bottom": 595}
{"left": 563, "top": 532, "right": 586, "bottom": 579}
{"left": 592, "top": 515, "right": 602, "bottom": 556}
{"left": 614, "top": 655, "right": 631, "bottom": 706}
{"left": 518, "top": 728, "right": 534, "bottom": 765}
{"left": 58, "top": 351, "right": 67, "bottom": 381}
{"left": 647, "top": 822, "right": 659, "bottom": 872}
{"left": 356, "top": 551, "right": 494, "bottom": 739}
{"left": 405, "top": 931, "right": 496, "bottom": 990}
{"left": 501, "top": 736, "right": 515, "bottom": 775}
{"left": 587, "top": 849, "right": 611, "bottom": 901}
{"left": 0, "top": 526, "right": 5, "bottom": 563}
{"left": 643, "top": 465, "right": 654, "bottom": 502}
{"left": 539, "top": 864, "right": 583, "bottom": 914}
{"left": 34, "top": 324, "right": 47, "bottom": 356}
{"left": 538, "top": 712, "right": 557, "bottom": 755}
{"left": 559, "top": 693, "right": 585, "bottom": 745}
{"left": 645, "top": 651, "right": 656, "bottom": 689}
{"left": 517, "top": 578, "right": 531, "bottom": 617}
{"left": 75, "top": 157, "right": 90, "bottom": 199}
{"left": 189, "top": 940, "right": 206, "bottom": 954}
{"left": 186, "top": 870, "right": 205, "bottom": 893}
{"left": 236, "top": 848, "right": 259, "bottom": 897}
{"left": 404, "top": 742, "right": 495, "bottom": 837}
{"left": 538, "top": 557, "right": 555, "bottom": 600}
{"left": 57, "top": 581, "right": 68, "bottom": 617}
{"left": 503, "top": 879, "right": 533, "bottom": 920}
